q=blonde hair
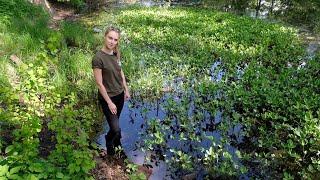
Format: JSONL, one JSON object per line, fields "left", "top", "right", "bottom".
{"left": 104, "top": 26, "right": 121, "bottom": 60}
{"left": 104, "top": 26, "right": 121, "bottom": 37}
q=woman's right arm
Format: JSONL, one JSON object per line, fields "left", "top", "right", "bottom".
{"left": 93, "top": 68, "right": 117, "bottom": 115}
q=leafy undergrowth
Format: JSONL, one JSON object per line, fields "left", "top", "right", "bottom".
{"left": 0, "top": 1, "right": 150, "bottom": 179}
{"left": 0, "top": 0, "right": 101, "bottom": 179}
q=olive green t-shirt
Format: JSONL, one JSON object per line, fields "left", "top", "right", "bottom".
{"left": 92, "top": 50, "right": 123, "bottom": 97}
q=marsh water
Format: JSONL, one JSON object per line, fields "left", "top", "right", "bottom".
{"left": 94, "top": 38, "right": 319, "bottom": 179}
{"left": 95, "top": 97, "right": 241, "bottom": 179}
{"left": 94, "top": 58, "right": 249, "bottom": 179}
{"left": 94, "top": 1, "right": 319, "bottom": 178}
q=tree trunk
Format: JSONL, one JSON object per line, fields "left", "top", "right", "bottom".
{"left": 256, "top": 0, "right": 262, "bottom": 18}
{"left": 270, "top": 0, "right": 275, "bottom": 15}
{"left": 30, "top": 0, "right": 53, "bottom": 15}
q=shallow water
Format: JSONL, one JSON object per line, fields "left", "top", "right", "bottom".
{"left": 95, "top": 96, "right": 248, "bottom": 179}
{"left": 94, "top": 44, "right": 319, "bottom": 177}
{"left": 94, "top": 1, "right": 319, "bottom": 176}
{"left": 96, "top": 100, "right": 170, "bottom": 179}
{"left": 94, "top": 59, "right": 251, "bottom": 179}
{"left": 307, "top": 41, "right": 319, "bottom": 59}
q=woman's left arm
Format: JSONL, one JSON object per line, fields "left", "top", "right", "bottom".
{"left": 121, "top": 70, "right": 130, "bottom": 100}
{"left": 116, "top": 46, "right": 130, "bottom": 100}
{"left": 115, "top": 44, "right": 130, "bottom": 100}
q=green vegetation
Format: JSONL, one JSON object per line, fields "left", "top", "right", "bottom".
{"left": 1, "top": 0, "right": 319, "bottom": 179}
{"left": 280, "top": 0, "right": 320, "bottom": 32}
{"left": 125, "top": 159, "right": 147, "bottom": 180}
{"left": 0, "top": 0, "right": 100, "bottom": 178}
{"left": 88, "top": 6, "right": 318, "bottom": 179}
{"left": 56, "top": 0, "right": 85, "bottom": 10}
{"left": 184, "top": 0, "right": 320, "bottom": 32}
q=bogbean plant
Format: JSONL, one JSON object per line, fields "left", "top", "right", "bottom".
{"left": 83, "top": 6, "right": 320, "bottom": 178}
{"left": 129, "top": 66, "right": 165, "bottom": 100}
{"left": 135, "top": 79, "right": 246, "bottom": 178}
{"left": 221, "top": 57, "right": 320, "bottom": 178}
{"left": 203, "top": 145, "right": 247, "bottom": 178}
{"left": 124, "top": 159, "right": 147, "bottom": 180}
{"left": 1, "top": 1, "right": 316, "bottom": 179}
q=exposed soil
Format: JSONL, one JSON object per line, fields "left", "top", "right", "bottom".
{"left": 92, "top": 150, "right": 128, "bottom": 180}
{"left": 46, "top": 0, "right": 79, "bottom": 29}
{"left": 92, "top": 149, "right": 152, "bottom": 180}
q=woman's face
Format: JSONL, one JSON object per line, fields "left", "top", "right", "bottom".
{"left": 104, "top": 30, "right": 119, "bottom": 50}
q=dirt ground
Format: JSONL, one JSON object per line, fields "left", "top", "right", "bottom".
{"left": 92, "top": 149, "right": 152, "bottom": 180}
{"left": 91, "top": 150, "right": 128, "bottom": 180}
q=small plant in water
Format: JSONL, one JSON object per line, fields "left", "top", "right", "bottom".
{"left": 169, "top": 149, "right": 193, "bottom": 171}
{"left": 114, "top": 146, "right": 126, "bottom": 159}
{"left": 124, "top": 160, "right": 147, "bottom": 180}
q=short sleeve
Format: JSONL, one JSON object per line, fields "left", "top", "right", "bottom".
{"left": 92, "top": 54, "right": 103, "bottom": 69}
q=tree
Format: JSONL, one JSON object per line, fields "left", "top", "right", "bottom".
{"left": 255, "top": 0, "right": 262, "bottom": 17}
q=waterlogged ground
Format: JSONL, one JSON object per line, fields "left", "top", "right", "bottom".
{"left": 95, "top": 62, "right": 255, "bottom": 179}
{"left": 86, "top": 4, "right": 320, "bottom": 179}
{"left": 94, "top": 59, "right": 251, "bottom": 179}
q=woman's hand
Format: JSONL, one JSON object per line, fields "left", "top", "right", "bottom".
{"left": 124, "top": 89, "right": 130, "bottom": 101}
{"left": 108, "top": 101, "right": 117, "bottom": 115}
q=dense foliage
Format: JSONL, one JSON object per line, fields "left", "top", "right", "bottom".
{"left": 165, "top": 0, "right": 320, "bottom": 32}
{"left": 88, "top": 6, "right": 319, "bottom": 178}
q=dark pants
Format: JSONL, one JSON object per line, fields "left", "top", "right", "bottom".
{"left": 99, "top": 91, "right": 124, "bottom": 154}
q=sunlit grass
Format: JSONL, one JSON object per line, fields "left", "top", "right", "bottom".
{"left": 57, "top": 49, "right": 96, "bottom": 97}
{"left": 0, "top": 32, "right": 43, "bottom": 56}
{"left": 61, "top": 21, "right": 99, "bottom": 50}
{"left": 120, "top": 7, "right": 189, "bottom": 19}
{"left": 0, "top": 57, "right": 10, "bottom": 88}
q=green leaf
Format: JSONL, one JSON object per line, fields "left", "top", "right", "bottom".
{"left": 5, "top": 145, "right": 14, "bottom": 154}
{"left": 56, "top": 172, "right": 64, "bottom": 179}
{"left": 0, "top": 165, "right": 9, "bottom": 176}
{"left": 28, "top": 163, "right": 43, "bottom": 173}
{"left": 7, "top": 174, "right": 21, "bottom": 179}
{"left": 27, "top": 174, "right": 38, "bottom": 180}
{"left": 9, "top": 166, "right": 21, "bottom": 175}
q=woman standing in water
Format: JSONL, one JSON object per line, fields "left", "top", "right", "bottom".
{"left": 92, "top": 27, "right": 130, "bottom": 155}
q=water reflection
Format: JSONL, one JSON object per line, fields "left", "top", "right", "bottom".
{"left": 94, "top": 59, "right": 252, "bottom": 178}
{"left": 96, "top": 100, "right": 169, "bottom": 179}
{"left": 95, "top": 91, "right": 248, "bottom": 179}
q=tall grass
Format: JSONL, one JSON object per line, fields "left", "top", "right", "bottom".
{"left": 61, "top": 21, "right": 99, "bottom": 50}
{"left": 0, "top": 0, "right": 51, "bottom": 56}
{"left": 57, "top": 49, "right": 96, "bottom": 98}
{"left": 0, "top": 57, "right": 10, "bottom": 89}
